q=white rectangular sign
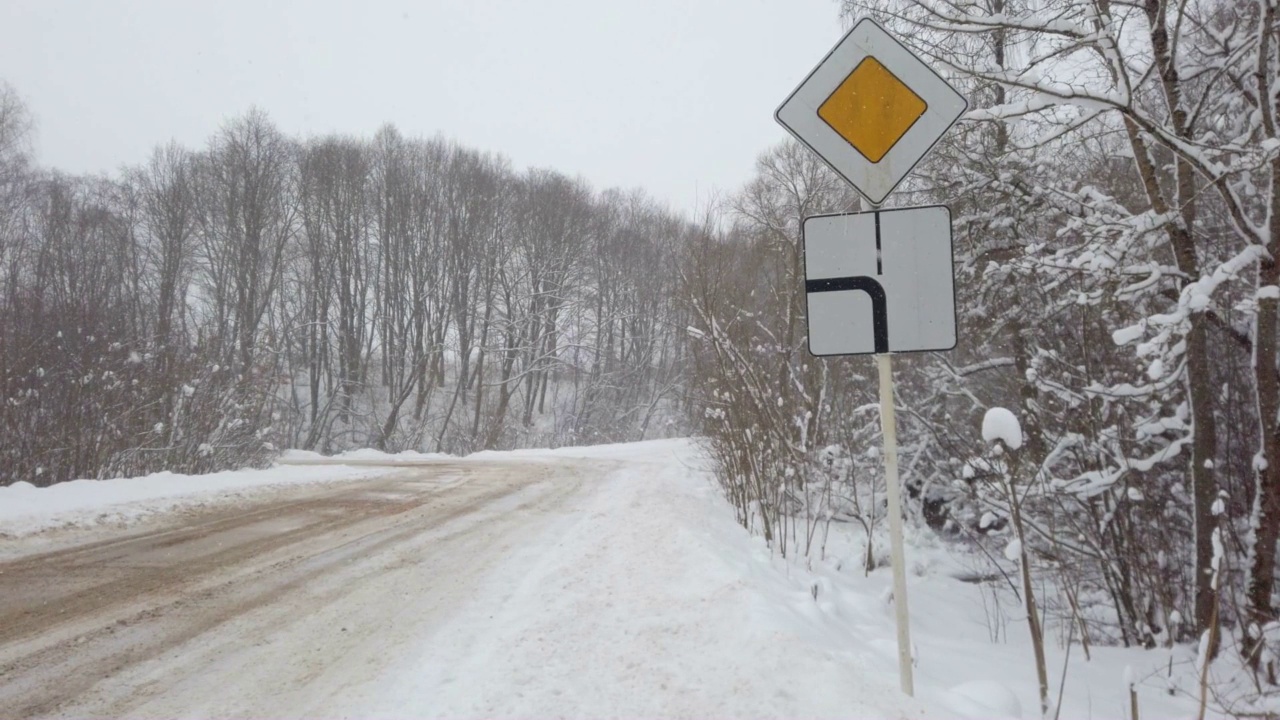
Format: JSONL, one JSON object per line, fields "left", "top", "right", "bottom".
{"left": 804, "top": 205, "right": 956, "bottom": 356}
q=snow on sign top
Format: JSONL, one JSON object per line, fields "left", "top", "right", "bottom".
{"left": 775, "top": 18, "right": 967, "bottom": 205}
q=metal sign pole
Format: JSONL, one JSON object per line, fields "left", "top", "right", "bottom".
{"left": 778, "top": 17, "right": 966, "bottom": 700}
{"left": 877, "top": 350, "right": 913, "bottom": 696}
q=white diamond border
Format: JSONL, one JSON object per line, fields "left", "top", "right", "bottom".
{"left": 776, "top": 18, "right": 968, "bottom": 205}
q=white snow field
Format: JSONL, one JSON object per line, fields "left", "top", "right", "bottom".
{"left": 0, "top": 439, "right": 1217, "bottom": 718}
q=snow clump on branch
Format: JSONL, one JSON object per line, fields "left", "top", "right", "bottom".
{"left": 982, "top": 407, "right": 1023, "bottom": 451}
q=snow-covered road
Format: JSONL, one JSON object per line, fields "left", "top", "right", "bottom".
{"left": 0, "top": 442, "right": 924, "bottom": 719}
{"left": 0, "top": 457, "right": 594, "bottom": 717}
{"left": 1, "top": 440, "right": 1221, "bottom": 719}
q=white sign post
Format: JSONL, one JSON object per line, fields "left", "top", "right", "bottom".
{"left": 802, "top": 206, "right": 955, "bottom": 697}
{"left": 776, "top": 17, "right": 968, "bottom": 698}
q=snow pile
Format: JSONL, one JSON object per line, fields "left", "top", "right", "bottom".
{"left": 510, "top": 440, "right": 1215, "bottom": 719}
{"left": 1003, "top": 537, "right": 1023, "bottom": 561}
{"left": 368, "top": 438, "right": 1211, "bottom": 718}
{"left": 0, "top": 464, "right": 396, "bottom": 538}
{"left": 982, "top": 407, "right": 1024, "bottom": 450}
{"left": 369, "top": 438, "right": 930, "bottom": 718}
{"left": 280, "top": 448, "right": 453, "bottom": 464}
{"left": 939, "top": 680, "right": 1023, "bottom": 719}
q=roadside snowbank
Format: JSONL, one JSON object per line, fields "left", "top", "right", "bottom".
{"left": 0, "top": 440, "right": 620, "bottom": 540}
{"left": 279, "top": 448, "right": 454, "bottom": 464}
{"left": 375, "top": 437, "right": 1214, "bottom": 719}
{"left": 370, "top": 438, "right": 931, "bottom": 718}
{"left": 0, "top": 464, "right": 396, "bottom": 538}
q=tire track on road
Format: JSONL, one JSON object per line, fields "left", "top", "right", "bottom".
{"left": 0, "top": 459, "right": 584, "bottom": 719}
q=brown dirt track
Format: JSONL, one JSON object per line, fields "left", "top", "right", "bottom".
{"left": 0, "top": 458, "right": 591, "bottom": 718}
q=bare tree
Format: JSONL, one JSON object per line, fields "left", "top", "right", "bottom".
{"left": 195, "top": 109, "right": 297, "bottom": 375}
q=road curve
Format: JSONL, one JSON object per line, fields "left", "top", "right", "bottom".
{"left": 0, "top": 458, "right": 595, "bottom": 719}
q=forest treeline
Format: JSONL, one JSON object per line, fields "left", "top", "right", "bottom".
{"left": 681, "top": 0, "right": 1280, "bottom": 707}
{"left": 0, "top": 93, "right": 693, "bottom": 487}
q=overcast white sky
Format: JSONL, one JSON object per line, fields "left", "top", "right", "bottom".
{"left": 0, "top": 0, "right": 846, "bottom": 215}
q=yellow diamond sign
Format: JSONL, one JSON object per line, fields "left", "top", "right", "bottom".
{"left": 818, "top": 57, "right": 927, "bottom": 164}
{"left": 775, "top": 18, "right": 968, "bottom": 204}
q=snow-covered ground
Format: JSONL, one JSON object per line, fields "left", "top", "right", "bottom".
{"left": 1, "top": 438, "right": 1220, "bottom": 718}
{"left": 0, "top": 463, "right": 398, "bottom": 541}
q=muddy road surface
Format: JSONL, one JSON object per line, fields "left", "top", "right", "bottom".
{"left": 0, "top": 458, "right": 596, "bottom": 718}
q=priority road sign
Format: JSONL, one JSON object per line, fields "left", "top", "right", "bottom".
{"left": 776, "top": 19, "right": 967, "bottom": 205}
{"left": 804, "top": 205, "right": 956, "bottom": 356}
